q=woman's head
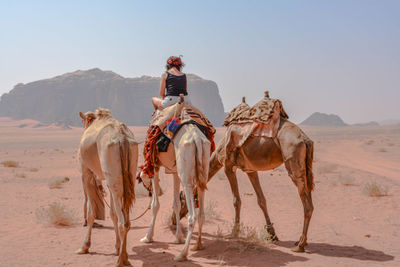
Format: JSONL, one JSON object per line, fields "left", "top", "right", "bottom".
{"left": 166, "top": 56, "right": 184, "bottom": 71}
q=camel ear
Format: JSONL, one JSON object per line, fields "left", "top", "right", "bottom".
{"left": 79, "top": 112, "right": 85, "bottom": 119}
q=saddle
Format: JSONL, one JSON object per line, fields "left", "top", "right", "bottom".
{"left": 139, "top": 100, "right": 216, "bottom": 178}
{"left": 216, "top": 95, "right": 288, "bottom": 165}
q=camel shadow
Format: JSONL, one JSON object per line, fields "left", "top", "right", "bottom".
{"left": 277, "top": 241, "right": 394, "bottom": 262}
{"left": 191, "top": 236, "right": 308, "bottom": 267}
{"left": 130, "top": 241, "right": 202, "bottom": 267}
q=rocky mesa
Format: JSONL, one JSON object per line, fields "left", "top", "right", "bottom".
{"left": 0, "top": 68, "right": 225, "bottom": 126}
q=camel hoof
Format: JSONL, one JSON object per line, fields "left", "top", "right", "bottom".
{"left": 294, "top": 241, "right": 307, "bottom": 246}
{"left": 116, "top": 259, "right": 131, "bottom": 267}
{"left": 191, "top": 243, "right": 204, "bottom": 251}
{"left": 83, "top": 221, "right": 87, "bottom": 227}
{"left": 140, "top": 236, "right": 153, "bottom": 243}
{"left": 123, "top": 259, "right": 132, "bottom": 266}
{"left": 75, "top": 247, "right": 89, "bottom": 254}
{"left": 291, "top": 246, "right": 305, "bottom": 253}
{"left": 267, "top": 234, "right": 279, "bottom": 243}
{"left": 174, "top": 254, "right": 187, "bottom": 262}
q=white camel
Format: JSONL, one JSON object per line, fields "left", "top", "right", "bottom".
{"left": 139, "top": 106, "right": 211, "bottom": 261}
{"left": 77, "top": 109, "right": 138, "bottom": 267}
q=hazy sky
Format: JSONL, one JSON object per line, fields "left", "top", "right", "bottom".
{"left": 1, "top": 0, "right": 399, "bottom": 123}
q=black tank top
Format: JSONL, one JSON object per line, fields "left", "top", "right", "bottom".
{"left": 165, "top": 72, "right": 187, "bottom": 96}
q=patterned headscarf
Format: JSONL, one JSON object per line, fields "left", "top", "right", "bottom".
{"left": 167, "top": 56, "right": 183, "bottom": 67}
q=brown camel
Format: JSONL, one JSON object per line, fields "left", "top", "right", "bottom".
{"left": 207, "top": 116, "right": 314, "bottom": 252}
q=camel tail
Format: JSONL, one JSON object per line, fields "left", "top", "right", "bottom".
{"left": 305, "top": 139, "right": 315, "bottom": 192}
{"left": 194, "top": 138, "right": 210, "bottom": 191}
{"left": 119, "top": 137, "right": 135, "bottom": 214}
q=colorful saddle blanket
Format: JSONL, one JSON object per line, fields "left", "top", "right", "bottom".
{"left": 139, "top": 101, "right": 216, "bottom": 178}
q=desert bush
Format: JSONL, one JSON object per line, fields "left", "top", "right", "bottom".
{"left": 339, "top": 176, "right": 356, "bottom": 186}
{"left": 29, "top": 168, "right": 39, "bottom": 172}
{"left": 365, "top": 140, "right": 374, "bottom": 145}
{"left": 36, "top": 202, "right": 77, "bottom": 226}
{"left": 15, "top": 173, "right": 26, "bottom": 178}
{"left": 1, "top": 160, "right": 19, "bottom": 168}
{"left": 229, "top": 222, "right": 272, "bottom": 244}
{"left": 214, "top": 224, "right": 224, "bottom": 239}
{"left": 378, "top": 148, "right": 387, "bottom": 152}
{"left": 363, "top": 182, "right": 388, "bottom": 197}
{"left": 317, "top": 162, "right": 338, "bottom": 174}
{"left": 48, "top": 177, "right": 70, "bottom": 189}
{"left": 205, "top": 200, "right": 220, "bottom": 221}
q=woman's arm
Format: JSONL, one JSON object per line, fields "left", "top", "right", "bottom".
{"left": 159, "top": 72, "right": 167, "bottom": 99}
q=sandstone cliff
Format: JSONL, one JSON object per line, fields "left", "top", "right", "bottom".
{"left": 0, "top": 69, "right": 225, "bottom": 126}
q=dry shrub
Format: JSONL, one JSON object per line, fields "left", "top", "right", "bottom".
{"left": 205, "top": 200, "right": 220, "bottom": 221}
{"left": 36, "top": 202, "right": 77, "bottom": 226}
{"left": 365, "top": 140, "right": 374, "bottom": 145}
{"left": 29, "top": 168, "right": 39, "bottom": 172}
{"left": 317, "top": 162, "right": 338, "bottom": 174}
{"left": 48, "top": 177, "right": 70, "bottom": 189}
{"left": 214, "top": 224, "right": 224, "bottom": 239}
{"left": 387, "top": 143, "right": 395, "bottom": 147}
{"left": 378, "top": 148, "right": 387, "bottom": 152}
{"left": 15, "top": 173, "right": 26, "bottom": 178}
{"left": 363, "top": 182, "right": 388, "bottom": 197}
{"left": 339, "top": 176, "right": 357, "bottom": 186}
{"left": 1, "top": 160, "right": 19, "bottom": 168}
{"left": 229, "top": 222, "right": 273, "bottom": 246}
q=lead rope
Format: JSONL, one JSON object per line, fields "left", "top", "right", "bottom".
{"left": 131, "top": 197, "right": 152, "bottom": 221}
{"left": 94, "top": 181, "right": 152, "bottom": 221}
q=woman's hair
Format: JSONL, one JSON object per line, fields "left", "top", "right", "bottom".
{"left": 166, "top": 56, "right": 185, "bottom": 71}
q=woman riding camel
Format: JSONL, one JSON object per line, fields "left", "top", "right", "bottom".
{"left": 152, "top": 56, "right": 190, "bottom": 109}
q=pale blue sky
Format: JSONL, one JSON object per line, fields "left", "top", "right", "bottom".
{"left": 1, "top": 0, "right": 399, "bottom": 123}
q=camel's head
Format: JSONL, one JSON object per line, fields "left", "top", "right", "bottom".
{"left": 79, "top": 111, "right": 96, "bottom": 128}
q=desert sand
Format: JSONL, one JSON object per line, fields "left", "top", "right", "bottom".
{"left": 0, "top": 116, "right": 399, "bottom": 266}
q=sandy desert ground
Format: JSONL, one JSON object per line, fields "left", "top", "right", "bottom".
{"left": 0, "top": 116, "right": 399, "bottom": 267}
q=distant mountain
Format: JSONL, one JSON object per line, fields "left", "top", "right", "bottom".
{"left": 0, "top": 68, "right": 225, "bottom": 126}
{"left": 379, "top": 119, "right": 400, "bottom": 125}
{"left": 352, "top": 121, "right": 379, "bottom": 126}
{"left": 300, "top": 112, "right": 347, "bottom": 126}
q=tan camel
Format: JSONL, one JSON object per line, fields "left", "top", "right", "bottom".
{"left": 77, "top": 109, "right": 138, "bottom": 267}
{"left": 207, "top": 116, "right": 314, "bottom": 252}
{"left": 139, "top": 104, "right": 211, "bottom": 261}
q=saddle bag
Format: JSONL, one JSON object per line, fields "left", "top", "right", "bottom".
{"left": 156, "top": 132, "right": 171, "bottom": 152}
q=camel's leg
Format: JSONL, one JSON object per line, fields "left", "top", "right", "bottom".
{"left": 109, "top": 189, "right": 131, "bottom": 267}
{"left": 246, "top": 171, "right": 278, "bottom": 241}
{"left": 140, "top": 170, "right": 161, "bottom": 243}
{"left": 191, "top": 188, "right": 205, "bottom": 251}
{"left": 109, "top": 194, "right": 121, "bottom": 255}
{"left": 172, "top": 173, "right": 184, "bottom": 244}
{"left": 174, "top": 183, "right": 196, "bottom": 261}
{"left": 83, "top": 192, "right": 88, "bottom": 226}
{"left": 284, "top": 157, "right": 314, "bottom": 252}
{"left": 76, "top": 167, "right": 95, "bottom": 254}
{"left": 225, "top": 165, "right": 241, "bottom": 237}
{"left": 76, "top": 199, "right": 95, "bottom": 254}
